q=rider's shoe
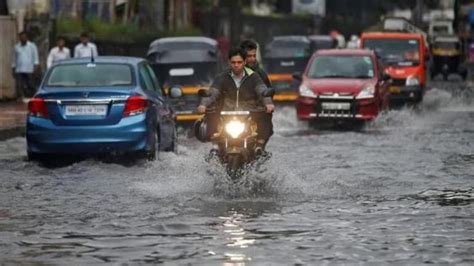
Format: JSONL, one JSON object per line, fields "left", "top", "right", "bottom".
{"left": 205, "top": 148, "right": 219, "bottom": 162}
{"left": 255, "top": 146, "right": 270, "bottom": 158}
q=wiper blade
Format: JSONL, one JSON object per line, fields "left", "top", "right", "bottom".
{"left": 317, "top": 75, "right": 351, "bottom": 78}
{"left": 351, "top": 75, "right": 372, "bottom": 79}
{"left": 110, "top": 82, "right": 132, "bottom": 86}
{"left": 47, "top": 82, "right": 76, "bottom": 87}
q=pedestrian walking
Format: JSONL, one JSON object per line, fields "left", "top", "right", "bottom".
{"left": 74, "top": 32, "right": 98, "bottom": 58}
{"left": 12, "top": 31, "right": 39, "bottom": 101}
{"left": 47, "top": 36, "right": 71, "bottom": 69}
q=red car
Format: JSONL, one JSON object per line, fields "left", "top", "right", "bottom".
{"left": 296, "top": 49, "right": 390, "bottom": 124}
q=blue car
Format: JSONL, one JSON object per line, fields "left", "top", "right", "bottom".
{"left": 27, "top": 56, "right": 177, "bottom": 161}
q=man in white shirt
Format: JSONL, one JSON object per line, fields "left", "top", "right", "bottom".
{"left": 12, "top": 31, "right": 39, "bottom": 100}
{"left": 74, "top": 32, "right": 98, "bottom": 58}
{"left": 47, "top": 36, "right": 71, "bottom": 68}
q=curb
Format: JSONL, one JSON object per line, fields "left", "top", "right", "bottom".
{"left": 0, "top": 126, "right": 25, "bottom": 141}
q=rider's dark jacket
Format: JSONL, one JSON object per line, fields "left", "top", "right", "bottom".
{"left": 200, "top": 67, "right": 273, "bottom": 111}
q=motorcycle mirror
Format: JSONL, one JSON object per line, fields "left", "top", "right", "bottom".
{"left": 292, "top": 72, "right": 302, "bottom": 81}
{"left": 170, "top": 87, "right": 183, "bottom": 98}
{"left": 382, "top": 73, "right": 391, "bottom": 81}
{"left": 208, "top": 50, "right": 217, "bottom": 57}
{"left": 198, "top": 89, "right": 210, "bottom": 97}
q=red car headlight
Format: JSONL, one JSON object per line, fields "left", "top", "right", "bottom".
{"left": 356, "top": 86, "right": 375, "bottom": 99}
{"left": 299, "top": 84, "right": 317, "bottom": 98}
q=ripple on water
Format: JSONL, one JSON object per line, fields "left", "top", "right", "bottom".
{"left": 0, "top": 83, "right": 473, "bottom": 264}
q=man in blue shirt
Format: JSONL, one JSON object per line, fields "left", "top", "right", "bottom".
{"left": 12, "top": 32, "right": 39, "bottom": 100}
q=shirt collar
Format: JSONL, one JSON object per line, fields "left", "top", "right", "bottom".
{"left": 230, "top": 69, "right": 247, "bottom": 79}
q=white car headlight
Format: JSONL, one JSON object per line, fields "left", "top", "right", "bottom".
{"left": 406, "top": 76, "right": 419, "bottom": 86}
{"left": 299, "top": 84, "right": 317, "bottom": 98}
{"left": 225, "top": 120, "right": 245, "bottom": 139}
{"left": 356, "top": 86, "right": 375, "bottom": 99}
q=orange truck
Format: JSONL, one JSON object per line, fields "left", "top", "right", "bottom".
{"left": 360, "top": 18, "right": 429, "bottom": 104}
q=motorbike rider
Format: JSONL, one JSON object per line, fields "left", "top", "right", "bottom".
{"left": 196, "top": 47, "right": 275, "bottom": 154}
{"left": 240, "top": 39, "right": 273, "bottom": 149}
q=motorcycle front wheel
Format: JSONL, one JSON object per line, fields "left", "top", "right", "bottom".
{"left": 226, "top": 154, "right": 244, "bottom": 181}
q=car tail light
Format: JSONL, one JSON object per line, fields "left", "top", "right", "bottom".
{"left": 28, "top": 97, "right": 49, "bottom": 118}
{"left": 123, "top": 95, "right": 148, "bottom": 116}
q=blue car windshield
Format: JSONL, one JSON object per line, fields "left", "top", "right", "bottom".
{"left": 47, "top": 63, "right": 134, "bottom": 87}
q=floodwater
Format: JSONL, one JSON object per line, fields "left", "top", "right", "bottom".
{"left": 0, "top": 82, "right": 473, "bottom": 264}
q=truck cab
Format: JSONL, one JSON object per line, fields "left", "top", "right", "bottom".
{"left": 428, "top": 20, "right": 454, "bottom": 42}
{"left": 360, "top": 18, "right": 428, "bottom": 104}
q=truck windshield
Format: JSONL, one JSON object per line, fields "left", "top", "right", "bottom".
{"left": 433, "top": 42, "right": 460, "bottom": 50}
{"left": 432, "top": 25, "right": 450, "bottom": 35}
{"left": 308, "top": 55, "right": 374, "bottom": 79}
{"left": 363, "top": 39, "right": 420, "bottom": 66}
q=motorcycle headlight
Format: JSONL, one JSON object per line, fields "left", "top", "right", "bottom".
{"left": 406, "top": 76, "right": 419, "bottom": 86}
{"left": 356, "top": 86, "right": 375, "bottom": 99}
{"left": 299, "top": 84, "right": 317, "bottom": 98}
{"left": 225, "top": 120, "right": 245, "bottom": 139}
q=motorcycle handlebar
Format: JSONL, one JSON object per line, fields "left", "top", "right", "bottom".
{"left": 204, "top": 109, "right": 267, "bottom": 115}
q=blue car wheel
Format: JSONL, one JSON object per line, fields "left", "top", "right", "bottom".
{"left": 145, "top": 128, "right": 158, "bottom": 161}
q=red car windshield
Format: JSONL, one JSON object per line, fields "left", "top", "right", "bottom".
{"left": 308, "top": 55, "right": 375, "bottom": 79}
{"left": 363, "top": 39, "right": 420, "bottom": 66}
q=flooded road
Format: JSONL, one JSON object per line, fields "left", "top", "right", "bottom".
{"left": 0, "top": 82, "right": 473, "bottom": 264}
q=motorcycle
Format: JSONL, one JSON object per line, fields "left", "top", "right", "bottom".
{"left": 196, "top": 90, "right": 273, "bottom": 180}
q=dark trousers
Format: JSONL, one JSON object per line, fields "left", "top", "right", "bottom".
{"left": 15, "top": 73, "right": 35, "bottom": 98}
{"left": 252, "top": 112, "right": 273, "bottom": 143}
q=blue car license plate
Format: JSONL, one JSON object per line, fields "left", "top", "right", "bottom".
{"left": 65, "top": 105, "right": 107, "bottom": 116}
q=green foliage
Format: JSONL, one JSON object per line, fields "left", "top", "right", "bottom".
{"left": 193, "top": 0, "right": 215, "bottom": 9}
{"left": 56, "top": 18, "right": 202, "bottom": 43}
{"left": 56, "top": 18, "right": 83, "bottom": 34}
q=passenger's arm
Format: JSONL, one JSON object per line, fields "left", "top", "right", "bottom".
{"left": 253, "top": 75, "right": 273, "bottom": 106}
{"left": 253, "top": 75, "right": 274, "bottom": 113}
{"left": 260, "top": 69, "right": 272, "bottom": 89}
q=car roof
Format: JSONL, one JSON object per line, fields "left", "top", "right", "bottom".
{"left": 55, "top": 56, "right": 145, "bottom": 65}
{"left": 308, "top": 35, "right": 334, "bottom": 41}
{"left": 271, "top": 35, "right": 310, "bottom": 43}
{"left": 315, "top": 49, "right": 375, "bottom": 56}
{"left": 149, "top": 36, "right": 217, "bottom": 48}
{"left": 361, "top": 32, "right": 423, "bottom": 40}
{"left": 433, "top": 35, "right": 460, "bottom": 43}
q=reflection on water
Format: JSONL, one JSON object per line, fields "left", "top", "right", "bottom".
{"left": 221, "top": 211, "right": 255, "bottom": 264}
{"left": 219, "top": 211, "right": 255, "bottom": 265}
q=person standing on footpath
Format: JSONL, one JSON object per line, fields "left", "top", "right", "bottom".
{"left": 46, "top": 36, "right": 71, "bottom": 69}
{"left": 12, "top": 31, "right": 40, "bottom": 101}
{"left": 74, "top": 32, "right": 98, "bottom": 58}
